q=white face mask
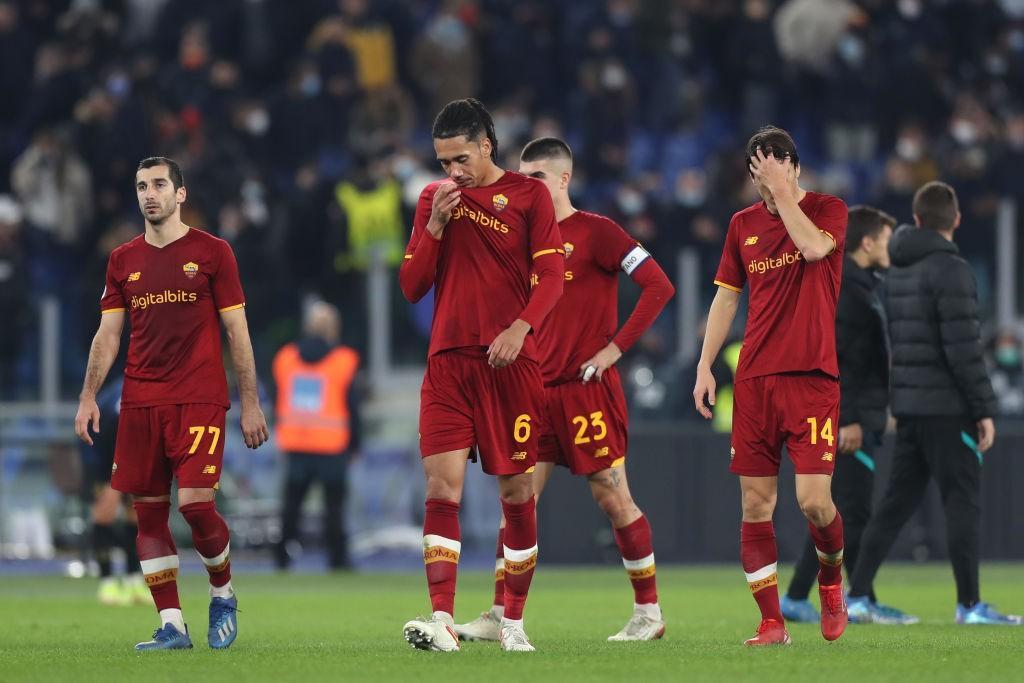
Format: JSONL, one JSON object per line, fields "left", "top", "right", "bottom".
{"left": 951, "top": 119, "right": 979, "bottom": 145}
{"left": 896, "top": 136, "right": 923, "bottom": 161}
{"left": 245, "top": 108, "right": 270, "bottom": 136}
{"left": 617, "top": 190, "right": 646, "bottom": 216}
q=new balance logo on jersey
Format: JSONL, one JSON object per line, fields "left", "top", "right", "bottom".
{"left": 130, "top": 289, "right": 198, "bottom": 310}
{"left": 744, "top": 236, "right": 759, "bottom": 246}
{"left": 128, "top": 271, "right": 141, "bottom": 281}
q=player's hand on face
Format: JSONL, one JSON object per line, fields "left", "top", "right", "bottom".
{"left": 487, "top": 320, "right": 530, "bottom": 368}
{"left": 427, "top": 181, "right": 461, "bottom": 238}
{"left": 749, "top": 147, "right": 794, "bottom": 200}
{"left": 74, "top": 398, "right": 101, "bottom": 446}
{"left": 838, "top": 423, "right": 863, "bottom": 454}
{"left": 579, "top": 342, "right": 623, "bottom": 383}
{"left": 692, "top": 366, "right": 717, "bottom": 420}
{"left": 976, "top": 417, "right": 996, "bottom": 452}
{"left": 240, "top": 405, "right": 270, "bottom": 449}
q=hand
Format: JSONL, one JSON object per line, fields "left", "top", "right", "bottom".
{"left": 749, "top": 147, "right": 796, "bottom": 201}
{"left": 74, "top": 397, "right": 101, "bottom": 446}
{"left": 976, "top": 417, "right": 995, "bottom": 452}
{"left": 240, "top": 404, "right": 270, "bottom": 449}
{"left": 579, "top": 342, "right": 622, "bottom": 383}
{"left": 487, "top": 319, "right": 530, "bottom": 368}
{"left": 427, "top": 181, "right": 461, "bottom": 239}
{"left": 838, "top": 423, "right": 863, "bottom": 455}
{"left": 692, "top": 365, "right": 717, "bottom": 420}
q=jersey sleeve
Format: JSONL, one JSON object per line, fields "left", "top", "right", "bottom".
{"left": 526, "top": 182, "right": 565, "bottom": 259}
{"left": 816, "top": 195, "right": 848, "bottom": 255}
{"left": 518, "top": 182, "right": 565, "bottom": 330}
{"left": 594, "top": 217, "right": 651, "bottom": 275}
{"left": 99, "top": 252, "right": 125, "bottom": 313}
{"left": 713, "top": 213, "right": 746, "bottom": 293}
{"left": 399, "top": 183, "right": 442, "bottom": 303}
{"left": 213, "top": 241, "right": 246, "bottom": 312}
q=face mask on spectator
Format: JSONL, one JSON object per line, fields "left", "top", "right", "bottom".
{"left": 300, "top": 74, "right": 321, "bottom": 98}
{"left": 245, "top": 108, "right": 270, "bottom": 136}
{"left": 996, "top": 345, "right": 1022, "bottom": 368}
{"left": 951, "top": 119, "right": 979, "bottom": 145}
{"left": 617, "top": 189, "right": 646, "bottom": 217}
{"left": 896, "top": 136, "right": 923, "bottom": 161}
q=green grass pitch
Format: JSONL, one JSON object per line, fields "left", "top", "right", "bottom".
{"left": 1, "top": 563, "right": 1022, "bottom": 682}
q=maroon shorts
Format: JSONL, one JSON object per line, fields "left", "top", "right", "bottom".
{"left": 730, "top": 373, "right": 840, "bottom": 477}
{"left": 419, "top": 348, "right": 543, "bottom": 476}
{"left": 111, "top": 403, "right": 227, "bottom": 496}
{"left": 539, "top": 366, "right": 629, "bottom": 476}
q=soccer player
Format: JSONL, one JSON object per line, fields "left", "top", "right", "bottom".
{"left": 399, "top": 100, "right": 565, "bottom": 652}
{"left": 74, "top": 157, "right": 270, "bottom": 651}
{"left": 692, "top": 127, "right": 849, "bottom": 646}
{"left": 455, "top": 137, "right": 675, "bottom": 643}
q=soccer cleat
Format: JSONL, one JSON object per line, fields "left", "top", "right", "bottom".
{"left": 124, "top": 574, "right": 153, "bottom": 606}
{"left": 956, "top": 602, "right": 1024, "bottom": 625}
{"left": 607, "top": 611, "right": 666, "bottom": 641}
{"left": 743, "top": 618, "right": 792, "bottom": 646}
{"left": 499, "top": 621, "right": 535, "bottom": 652}
{"left": 208, "top": 595, "right": 239, "bottom": 649}
{"left": 403, "top": 616, "right": 461, "bottom": 652}
{"left": 453, "top": 609, "right": 501, "bottom": 641}
{"left": 135, "top": 623, "right": 193, "bottom": 651}
{"left": 846, "top": 595, "right": 874, "bottom": 624}
{"left": 780, "top": 595, "right": 820, "bottom": 623}
{"left": 819, "top": 583, "right": 848, "bottom": 641}
{"left": 97, "top": 577, "right": 131, "bottom": 607}
{"left": 872, "top": 601, "right": 920, "bottom": 625}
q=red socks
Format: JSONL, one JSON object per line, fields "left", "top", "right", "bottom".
{"left": 501, "top": 497, "right": 538, "bottom": 621}
{"left": 493, "top": 526, "right": 505, "bottom": 609}
{"left": 809, "top": 510, "right": 845, "bottom": 586}
{"left": 741, "top": 521, "right": 783, "bottom": 623}
{"left": 613, "top": 515, "right": 658, "bottom": 605}
{"left": 179, "top": 501, "right": 232, "bottom": 588}
{"left": 423, "top": 499, "right": 461, "bottom": 617}
{"left": 133, "top": 501, "right": 180, "bottom": 612}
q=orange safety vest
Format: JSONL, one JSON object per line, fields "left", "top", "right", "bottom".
{"left": 272, "top": 343, "right": 360, "bottom": 455}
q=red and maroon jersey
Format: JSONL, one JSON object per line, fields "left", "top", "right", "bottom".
{"left": 403, "top": 171, "right": 564, "bottom": 361}
{"left": 99, "top": 228, "right": 245, "bottom": 408}
{"left": 714, "top": 192, "right": 847, "bottom": 382}
{"left": 535, "top": 211, "right": 652, "bottom": 385}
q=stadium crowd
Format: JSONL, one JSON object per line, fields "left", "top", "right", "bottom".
{"left": 1, "top": 0, "right": 1024, "bottom": 414}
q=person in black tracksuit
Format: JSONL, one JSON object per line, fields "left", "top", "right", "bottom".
{"left": 781, "top": 206, "right": 895, "bottom": 621}
{"left": 847, "top": 181, "right": 1021, "bottom": 625}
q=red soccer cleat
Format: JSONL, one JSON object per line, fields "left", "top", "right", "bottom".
{"left": 743, "top": 618, "right": 792, "bottom": 646}
{"left": 819, "top": 583, "right": 848, "bottom": 641}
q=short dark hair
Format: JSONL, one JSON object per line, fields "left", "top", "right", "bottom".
{"left": 431, "top": 98, "right": 498, "bottom": 159}
{"left": 913, "top": 181, "right": 959, "bottom": 231}
{"left": 746, "top": 125, "right": 799, "bottom": 173}
{"left": 137, "top": 156, "right": 184, "bottom": 190}
{"left": 845, "top": 205, "right": 896, "bottom": 254}
{"left": 520, "top": 137, "right": 573, "bottom": 166}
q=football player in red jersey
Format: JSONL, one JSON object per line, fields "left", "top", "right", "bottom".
{"left": 74, "top": 157, "right": 269, "bottom": 651}
{"left": 455, "top": 137, "right": 674, "bottom": 643}
{"left": 692, "top": 127, "right": 849, "bottom": 645}
{"left": 399, "top": 100, "right": 565, "bottom": 652}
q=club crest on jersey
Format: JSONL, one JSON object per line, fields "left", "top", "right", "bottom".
{"left": 127, "top": 271, "right": 141, "bottom": 282}
{"left": 563, "top": 242, "right": 574, "bottom": 259}
{"left": 182, "top": 262, "right": 199, "bottom": 279}
{"left": 492, "top": 193, "right": 509, "bottom": 212}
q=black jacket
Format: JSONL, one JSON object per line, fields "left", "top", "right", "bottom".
{"left": 885, "top": 225, "right": 997, "bottom": 420}
{"left": 837, "top": 256, "right": 889, "bottom": 433}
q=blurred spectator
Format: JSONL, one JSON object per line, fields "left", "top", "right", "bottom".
{"left": 990, "top": 329, "right": 1024, "bottom": 415}
{"left": 0, "top": 195, "right": 28, "bottom": 397}
{"left": 410, "top": 2, "right": 479, "bottom": 114}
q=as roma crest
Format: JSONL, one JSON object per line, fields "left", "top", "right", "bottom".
{"left": 182, "top": 262, "right": 199, "bottom": 279}
{"left": 492, "top": 193, "right": 509, "bottom": 212}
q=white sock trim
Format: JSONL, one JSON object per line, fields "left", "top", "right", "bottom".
{"left": 622, "top": 553, "right": 655, "bottom": 571}
{"left": 744, "top": 562, "right": 778, "bottom": 583}
{"left": 423, "top": 534, "right": 462, "bottom": 553}
{"left": 816, "top": 547, "right": 844, "bottom": 561}
{"left": 159, "top": 608, "right": 185, "bottom": 633}
{"left": 200, "top": 542, "right": 230, "bottom": 567}
{"left": 494, "top": 558, "right": 505, "bottom": 571}
{"left": 140, "top": 555, "right": 179, "bottom": 574}
{"left": 503, "top": 544, "right": 538, "bottom": 562}
{"left": 210, "top": 580, "right": 233, "bottom": 599}
{"left": 491, "top": 605, "right": 505, "bottom": 618}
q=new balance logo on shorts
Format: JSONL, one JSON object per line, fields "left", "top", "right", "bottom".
{"left": 511, "top": 451, "right": 527, "bottom": 460}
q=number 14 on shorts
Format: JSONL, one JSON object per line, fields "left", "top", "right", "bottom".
{"left": 806, "top": 417, "right": 834, "bottom": 446}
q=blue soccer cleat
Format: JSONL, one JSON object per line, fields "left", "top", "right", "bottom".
{"left": 135, "top": 623, "right": 193, "bottom": 651}
{"left": 208, "top": 595, "right": 239, "bottom": 649}
{"left": 780, "top": 595, "right": 820, "bottom": 623}
{"left": 872, "top": 601, "right": 920, "bottom": 625}
{"left": 846, "top": 595, "right": 874, "bottom": 624}
{"left": 956, "top": 602, "right": 1023, "bottom": 625}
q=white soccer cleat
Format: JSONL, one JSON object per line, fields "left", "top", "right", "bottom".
{"left": 499, "top": 621, "right": 535, "bottom": 652}
{"left": 403, "top": 616, "right": 461, "bottom": 652}
{"left": 454, "top": 609, "right": 502, "bottom": 641}
{"left": 607, "top": 612, "right": 666, "bottom": 641}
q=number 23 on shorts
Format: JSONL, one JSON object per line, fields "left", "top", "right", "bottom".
{"left": 806, "top": 416, "right": 834, "bottom": 446}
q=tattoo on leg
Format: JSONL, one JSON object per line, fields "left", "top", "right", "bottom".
{"left": 609, "top": 469, "right": 621, "bottom": 487}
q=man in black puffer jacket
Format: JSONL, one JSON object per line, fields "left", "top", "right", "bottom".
{"left": 847, "top": 182, "right": 1021, "bottom": 626}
